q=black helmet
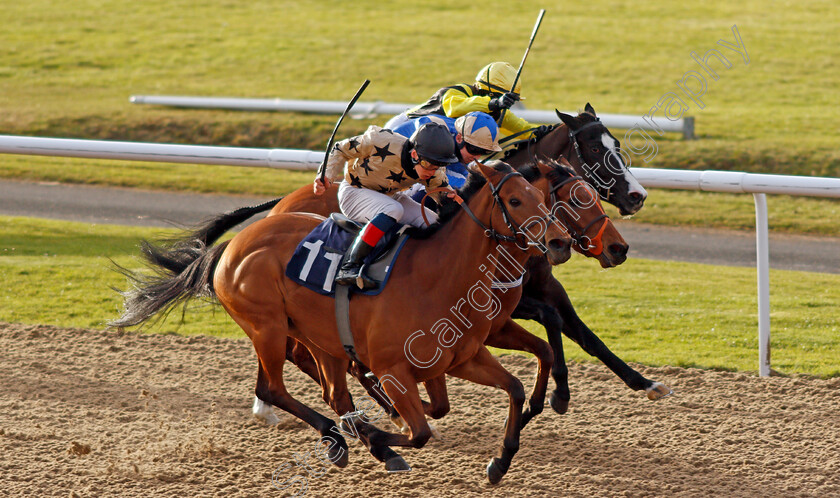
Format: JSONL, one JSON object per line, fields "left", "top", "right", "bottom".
{"left": 409, "top": 123, "right": 458, "bottom": 165}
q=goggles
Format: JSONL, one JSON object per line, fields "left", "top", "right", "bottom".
{"left": 464, "top": 142, "right": 492, "bottom": 156}
{"left": 417, "top": 157, "right": 449, "bottom": 170}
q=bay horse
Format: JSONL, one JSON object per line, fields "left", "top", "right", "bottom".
{"left": 113, "top": 161, "right": 571, "bottom": 482}
{"left": 264, "top": 157, "right": 629, "bottom": 431}
{"left": 115, "top": 156, "right": 628, "bottom": 437}
{"left": 266, "top": 104, "right": 670, "bottom": 416}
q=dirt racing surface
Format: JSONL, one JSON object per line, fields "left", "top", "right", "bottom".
{"left": 1, "top": 322, "right": 838, "bottom": 497}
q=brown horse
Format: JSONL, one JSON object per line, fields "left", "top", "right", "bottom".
{"left": 498, "top": 105, "right": 671, "bottom": 410}
{"left": 113, "top": 161, "right": 572, "bottom": 482}
{"left": 264, "top": 157, "right": 627, "bottom": 432}
{"left": 263, "top": 106, "right": 670, "bottom": 420}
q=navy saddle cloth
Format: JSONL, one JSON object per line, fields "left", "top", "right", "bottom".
{"left": 285, "top": 214, "right": 409, "bottom": 296}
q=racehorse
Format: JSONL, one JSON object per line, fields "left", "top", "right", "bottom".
{"left": 115, "top": 155, "right": 629, "bottom": 435}
{"left": 496, "top": 104, "right": 672, "bottom": 410}
{"left": 274, "top": 156, "right": 628, "bottom": 431}
{"left": 113, "top": 160, "right": 571, "bottom": 483}
{"left": 266, "top": 104, "right": 670, "bottom": 416}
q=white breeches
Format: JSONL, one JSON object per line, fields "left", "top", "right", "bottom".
{"left": 383, "top": 112, "right": 410, "bottom": 130}
{"left": 337, "top": 181, "right": 438, "bottom": 228}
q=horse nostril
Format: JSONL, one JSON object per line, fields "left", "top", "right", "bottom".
{"left": 629, "top": 192, "right": 646, "bottom": 204}
{"left": 549, "top": 238, "right": 570, "bottom": 253}
{"left": 609, "top": 243, "right": 628, "bottom": 259}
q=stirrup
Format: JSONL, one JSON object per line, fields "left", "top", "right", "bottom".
{"left": 335, "top": 267, "right": 359, "bottom": 287}
{"left": 355, "top": 263, "right": 377, "bottom": 290}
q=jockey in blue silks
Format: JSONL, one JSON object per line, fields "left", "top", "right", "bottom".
{"left": 392, "top": 111, "right": 503, "bottom": 192}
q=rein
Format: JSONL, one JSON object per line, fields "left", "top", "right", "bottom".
{"left": 420, "top": 171, "right": 550, "bottom": 250}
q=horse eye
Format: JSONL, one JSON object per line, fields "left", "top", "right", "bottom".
{"left": 591, "top": 147, "right": 600, "bottom": 153}
{"left": 509, "top": 198, "right": 522, "bottom": 207}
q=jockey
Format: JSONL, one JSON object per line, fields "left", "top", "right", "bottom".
{"left": 313, "top": 122, "right": 457, "bottom": 289}
{"left": 392, "top": 111, "right": 502, "bottom": 189}
{"left": 384, "top": 61, "right": 552, "bottom": 141}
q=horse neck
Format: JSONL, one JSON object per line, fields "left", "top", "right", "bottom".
{"left": 410, "top": 186, "right": 530, "bottom": 287}
{"left": 538, "top": 125, "right": 573, "bottom": 162}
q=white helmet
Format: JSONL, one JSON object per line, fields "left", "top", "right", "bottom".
{"left": 455, "top": 112, "right": 503, "bottom": 152}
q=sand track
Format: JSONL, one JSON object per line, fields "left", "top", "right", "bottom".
{"left": 1, "top": 322, "right": 837, "bottom": 497}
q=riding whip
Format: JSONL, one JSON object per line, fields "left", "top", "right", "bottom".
{"left": 318, "top": 79, "right": 371, "bottom": 183}
{"left": 498, "top": 9, "right": 546, "bottom": 126}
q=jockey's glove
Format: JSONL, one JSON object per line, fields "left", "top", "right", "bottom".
{"left": 488, "top": 92, "right": 519, "bottom": 112}
{"left": 531, "top": 125, "right": 552, "bottom": 140}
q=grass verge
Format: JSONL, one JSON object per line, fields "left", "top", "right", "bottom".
{"left": 2, "top": 216, "right": 837, "bottom": 377}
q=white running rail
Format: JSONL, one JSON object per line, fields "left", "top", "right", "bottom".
{"left": 128, "top": 95, "right": 696, "bottom": 139}
{"left": 2, "top": 134, "right": 837, "bottom": 376}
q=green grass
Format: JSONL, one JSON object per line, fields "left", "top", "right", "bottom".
{"left": 2, "top": 216, "right": 838, "bottom": 377}
{"left": 1, "top": 0, "right": 839, "bottom": 235}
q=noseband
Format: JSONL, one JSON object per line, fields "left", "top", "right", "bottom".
{"left": 568, "top": 117, "right": 614, "bottom": 203}
{"left": 545, "top": 171, "right": 609, "bottom": 256}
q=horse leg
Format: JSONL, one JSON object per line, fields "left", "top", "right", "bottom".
{"left": 447, "top": 347, "right": 525, "bottom": 485}
{"left": 254, "top": 337, "right": 323, "bottom": 425}
{"left": 511, "top": 295, "right": 571, "bottom": 414}
{"left": 545, "top": 273, "right": 672, "bottom": 400}
{"left": 354, "top": 366, "right": 445, "bottom": 437}
{"left": 485, "top": 318, "right": 553, "bottom": 428}
{"left": 346, "top": 362, "right": 402, "bottom": 426}
{"left": 361, "top": 367, "right": 434, "bottom": 451}
{"left": 314, "top": 354, "right": 413, "bottom": 473}
{"left": 231, "top": 313, "right": 350, "bottom": 468}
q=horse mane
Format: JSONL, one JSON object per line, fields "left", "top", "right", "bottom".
{"left": 404, "top": 160, "right": 514, "bottom": 240}
{"left": 501, "top": 109, "right": 600, "bottom": 160}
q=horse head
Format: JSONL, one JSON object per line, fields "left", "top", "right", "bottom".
{"left": 530, "top": 157, "right": 628, "bottom": 268}
{"left": 473, "top": 160, "right": 572, "bottom": 265}
{"left": 552, "top": 104, "right": 647, "bottom": 216}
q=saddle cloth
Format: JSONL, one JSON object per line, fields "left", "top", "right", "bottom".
{"left": 285, "top": 215, "right": 409, "bottom": 296}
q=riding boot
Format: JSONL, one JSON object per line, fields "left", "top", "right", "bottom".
{"left": 335, "top": 236, "right": 377, "bottom": 289}
{"left": 335, "top": 213, "right": 397, "bottom": 290}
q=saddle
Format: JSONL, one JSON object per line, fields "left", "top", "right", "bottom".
{"left": 285, "top": 214, "right": 410, "bottom": 297}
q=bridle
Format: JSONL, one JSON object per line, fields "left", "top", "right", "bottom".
{"left": 544, "top": 169, "right": 610, "bottom": 256}
{"left": 567, "top": 117, "right": 616, "bottom": 203}
{"left": 499, "top": 117, "right": 621, "bottom": 205}
{"left": 421, "top": 170, "right": 554, "bottom": 251}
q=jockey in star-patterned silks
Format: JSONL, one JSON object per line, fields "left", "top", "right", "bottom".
{"left": 384, "top": 61, "right": 552, "bottom": 141}
{"left": 313, "top": 122, "right": 458, "bottom": 289}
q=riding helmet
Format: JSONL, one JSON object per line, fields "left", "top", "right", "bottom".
{"left": 409, "top": 123, "right": 458, "bottom": 164}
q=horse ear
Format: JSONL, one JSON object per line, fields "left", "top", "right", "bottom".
{"left": 584, "top": 102, "right": 596, "bottom": 115}
{"left": 533, "top": 159, "right": 552, "bottom": 176}
{"left": 556, "top": 155, "right": 573, "bottom": 168}
{"left": 555, "top": 110, "right": 578, "bottom": 130}
{"left": 475, "top": 160, "right": 505, "bottom": 184}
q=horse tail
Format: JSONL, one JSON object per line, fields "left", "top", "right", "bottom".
{"left": 109, "top": 239, "right": 230, "bottom": 329}
{"left": 147, "top": 197, "right": 283, "bottom": 275}
{"left": 109, "top": 197, "right": 282, "bottom": 329}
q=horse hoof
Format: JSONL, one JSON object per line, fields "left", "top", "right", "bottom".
{"left": 331, "top": 446, "right": 349, "bottom": 468}
{"left": 255, "top": 411, "right": 281, "bottom": 426}
{"left": 549, "top": 391, "right": 569, "bottom": 414}
{"left": 252, "top": 396, "right": 280, "bottom": 425}
{"left": 385, "top": 456, "right": 412, "bottom": 473}
{"left": 486, "top": 458, "right": 506, "bottom": 485}
{"left": 324, "top": 436, "right": 349, "bottom": 468}
{"left": 429, "top": 422, "right": 443, "bottom": 441}
{"left": 390, "top": 415, "right": 409, "bottom": 434}
{"left": 646, "top": 382, "right": 674, "bottom": 400}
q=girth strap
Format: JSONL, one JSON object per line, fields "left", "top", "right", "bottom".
{"left": 334, "top": 284, "right": 363, "bottom": 364}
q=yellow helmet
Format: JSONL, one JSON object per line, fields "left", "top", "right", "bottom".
{"left": 475, "top": 62, "right": 521, "bottom": 96}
